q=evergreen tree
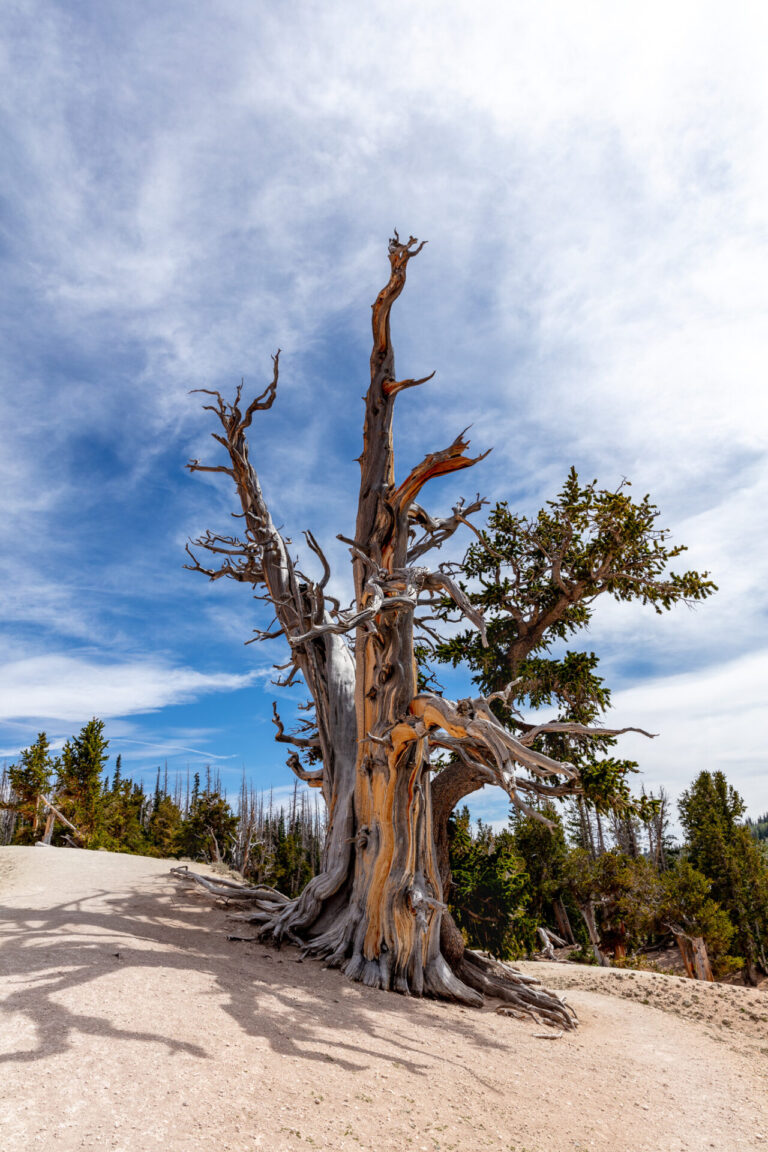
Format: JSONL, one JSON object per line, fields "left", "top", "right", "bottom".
{"left": 56, "top": 719, "right": 110, "bottom": 845}
{"left": 447, "top": 807, "right": 536, "bottom": 959}
{"left": 679, "top": 771, "right": 768, "bottom": 981}
{"left": 658, "top": 858, "right": 737, "bottom": 977}
{"left": 146, "top": 793, "right": 184, "bottom": 857}
{"left": 180, "top": 776, "right": 238, "bottom": 862}
{"left": 6, "top": 733, "right": 59, "bottom": 844}
{"left": 266, "top": 810, "right": 310, "bottom": 896}
{"left": 112, "top": 754, "right": 123, "bottom": 792}
{"left": 98, "top": 777, "right": 148, "bottom": 854}
{"left": 511, "top": 804, "right": 565, "bottom": 915}
{"left": 434, "top": 470, "right": 715, "bottom": 813}
{"left": 510, "top": 802, "right": 577, "bottom": 938}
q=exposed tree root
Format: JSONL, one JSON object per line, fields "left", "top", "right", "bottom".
{"left": 459, "top": 950, "right": 576, "bottom": 1030}
{"left": 170, "top": 866, "right": 577, "bottom": 1028}
{"left": 170, "top": 865, "right": 289, "bottom": 906}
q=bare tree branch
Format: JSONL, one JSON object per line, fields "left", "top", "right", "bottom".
{"left": 241, "top": 351, "right": 280, "bottom": 430}
{"left": 187, "top": 461, "right": 235, "bottom": 477}
{"left": 271, "top": 701, "right": 321, "bottom": 750}
{"left": 382, "top": 369, "right": 436, "bottom": 397}
{"left": 518, "top": 720, "right": 657, "bottom": 745}
{"left": 393, "top": 430, "right": 491, "bottom": 517}
{"left": 406, "top": 495, "right": 488, "bottom": 563}
{"left": 284, "top": 753, "right": 325, "bottom": 789}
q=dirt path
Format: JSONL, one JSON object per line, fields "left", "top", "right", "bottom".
{"left": 1, "top": 846, "right": 766, "bottom": 1152}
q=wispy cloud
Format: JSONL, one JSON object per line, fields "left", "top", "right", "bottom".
{"left": 111, "top": 737, "right": 235, "bottom": 762}
{"left": 0, "top": 656, "right": 257, "bottom": 724}
{"left": 0, "top": 1, "right": 766, "bottom": 808}
{"left": 611, "top": 648, "right": 768, "bottom": 816}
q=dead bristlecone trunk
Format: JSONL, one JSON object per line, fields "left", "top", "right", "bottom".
{"left": 179, "top": 234, "right": 584, "bottom": 1029}
{"left": 675, "top": 934, "right": 714, "bottom": 982}
{"left": 336, "top": 240, "right": 477, "bottom": 999}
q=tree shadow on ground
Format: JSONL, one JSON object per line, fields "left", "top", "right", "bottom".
{"left": 0, "top": 865, "right": 507, "bottom": 1085}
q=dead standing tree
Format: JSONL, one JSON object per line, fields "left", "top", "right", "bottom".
{"left": 182, "top": 235, "right": 637, "bottom": 1027}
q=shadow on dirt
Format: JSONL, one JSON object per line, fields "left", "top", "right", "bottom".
{"left": 0, "top": 857, "right": 506, "bottom": 1083}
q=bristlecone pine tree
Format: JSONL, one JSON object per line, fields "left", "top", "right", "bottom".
{"left": 179, "top": 235, "right": 672, "bottom": 1028}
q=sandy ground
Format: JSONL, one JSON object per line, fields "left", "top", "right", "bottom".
{"left": 1, "top": 846, "right": 767, "bottom": 1152}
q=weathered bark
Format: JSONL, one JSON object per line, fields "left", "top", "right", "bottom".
{"left": 744, "top": 960, "right": 760, "bottom": 986}
{"left": 40, "top": 810, "right": 55, "bottom": 845}
{"left": 182, "top": 235, "right": 583, "bottom": 1026}
{"left": 38, "top": 793, "right": 84, "bottom": 845}
{"left": 537, "top": 927, "right": 558, "bottom": 960}
{"left": 431, "top": 759, "right": 490, "bottom": 902}
{"left": 675, "top": 933, "right": 714, "bottom": 982}
{"left": 579, "top": 901, "right": 609, "bottom": 966}
{"left": 691, "top": 937, "right": 714, "bottom": 981}
{"left": 276, "top": 236, "right": 484, "bottom": 1001}
{"left": 553, "top": 897, "right": 576, "bottom": 945}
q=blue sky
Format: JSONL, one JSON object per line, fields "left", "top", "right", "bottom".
{"left": 1, "top": 1, "right": 767, "bottom": 824}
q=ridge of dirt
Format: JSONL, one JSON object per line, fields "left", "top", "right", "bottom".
{"left": 514, "top": 960, "right": 768, "bottom": 1057}
{"left": 1, "top": 845, "right": 767, "bottom": 1152}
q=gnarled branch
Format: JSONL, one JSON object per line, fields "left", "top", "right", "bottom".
{"left": 393, "top": 430, "right": 491, "bottom": 518}
{"left": 272, "top": 701, "right": 321, "bottom": 750}
{"left": 382, "top": 369, "right": 436, "bottom": 397}
{"left": 407, "top": 494, "right": 487, "bottom": 563}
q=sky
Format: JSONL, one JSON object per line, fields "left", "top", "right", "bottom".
{"left": 1, "top": 1, "right": 767, "bottom": 828}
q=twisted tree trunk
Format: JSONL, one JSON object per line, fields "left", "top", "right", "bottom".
{"left": 181, "top": 235, "right": 582, "bottom": 1029}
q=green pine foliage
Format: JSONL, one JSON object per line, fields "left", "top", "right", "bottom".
{"left": 510, "top": 802, "right": 569, "bottom": 922}
{"left": 4, "top": 733, "right": 59, "bottom": 844}
{"left": 658, "top": 858, "right": 737, "bottom": 976}
{"left": 96, "top": 777, "right": 150, "bottom": 854}
{"left": 679, "top": 771, "right": 768, "bottom": 978}
{"left": 437, "top": 470, "right": 716, "bottom": 704}
{"left": 434, "top": 469, "right": 716, "bottom": 812}
{"left": 179, "top": 775, "right": 239, "bottom": 862}
{"left": 563, "top": 847, "right": 660, "bottom": 954}
{"left": 447, "top": 807, "right": 537, "bottom": 959}
{"left": 56, "top": 718, "right": 110, "bottom": 845}
{"left": 263, "top": 810, "right": 315, "bottom": 896}
{"left": 147, "top": 793, "right": 184, "bottom": 857}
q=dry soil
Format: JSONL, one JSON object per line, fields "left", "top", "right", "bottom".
{"left": 1, "top": 845, "right": 766, "bottom": 1152}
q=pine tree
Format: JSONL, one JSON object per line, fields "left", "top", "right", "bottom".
{"left": 56, "top": 719, "right": 110, "bottom": 845}
{"left": 447, "top": 807, "right": 535, "bottom": 959}
{"left": 679, "top": 771, "right": 768, "bottom": 982}
{"left": 658, "top": 859, "right": 737, "bottom": 977}
{"left": 180, "top": 775, "right": 238, "bottom": 862}
{"left": 99, "top": 777, "right": 148, "bottom": 854}
{"left": 511, "top": 803, "right": 572, "bottom": 930}
{"left": 146, "top": 793, "right": 183, "bottom": 857}
{"left": 434, "top": 469, "right": 715, "bottom": 815}
{"left": 112, "top": 753, "right": 123, "bottom": 792}
{"left": 5, "top": 733, "right": 59, "bottom": 844}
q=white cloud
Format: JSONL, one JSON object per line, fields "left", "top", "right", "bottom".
{"left": 465, "top": 648, "right": 768, "bottom": 830}
{"left": 0, "top": 655, "right": 257, "bottom": 723}
{"left": 110, "top": 736, "right": 235, "bottom": 762}
{"left": 1, "top": 0, "right": 767, "bottom": 804}
{"left": 610, "top": 649, "right": 768, "bottom": 816}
